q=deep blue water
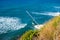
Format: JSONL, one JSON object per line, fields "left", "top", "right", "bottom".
{"left": 0, "top": 0, "right": 60, "bottom": 40}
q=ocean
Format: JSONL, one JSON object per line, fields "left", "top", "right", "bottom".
{"left": 0, "top": 0, "right": 60, "bottom": 40}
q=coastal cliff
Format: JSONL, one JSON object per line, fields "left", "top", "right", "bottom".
{"left": 19, "top": 16, "right": 60, "bottom": 40}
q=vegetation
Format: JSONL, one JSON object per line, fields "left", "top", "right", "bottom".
{"left": 32, "top": 16, "right": 60, "bottom": 40}
{"left": 18, "top": 16, "right": 60, "bottom": 40}
{"left": 19, "top": 30, "right": 37, "bottom": 40}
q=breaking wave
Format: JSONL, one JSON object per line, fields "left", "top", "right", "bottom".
{"left": 32, "top": 12, "right": 60, "bottom": 16}
{"left": 0, "top": 17, "right": 27, "bottom": 34}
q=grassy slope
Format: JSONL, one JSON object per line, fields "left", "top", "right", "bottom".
{"left": 18, "top": 16, "right": 60, "bottom": 40}
{"left": 18, "top": 30, "right": 37, "bottom": 40}
{"left": 32, "top": 16, "right": 60, "bottom": 40}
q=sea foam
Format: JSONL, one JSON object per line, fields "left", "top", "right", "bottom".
{"left": 32, "top": 12, "right": 60, "bottom": 16}
{"left": 0, "top": 17, "right": 27, "bottom": 34}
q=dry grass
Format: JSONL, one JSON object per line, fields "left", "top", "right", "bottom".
{"left": 32, "top": 16, "right": 60, "bottom": 40}
{"left": 18, "top": 16, "right": 60, "bottom": 40}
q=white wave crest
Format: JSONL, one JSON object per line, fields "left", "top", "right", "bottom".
{"left": 0, "top": 17, "right": 27, "bottom": 34}
{"left": 34, "top": 24, "right": 44, "bottom": 29}
{"left": 54, "top": 6, "right": 60, "bottom": 9}
{"left": 32, "top": 12, "right": 60, "bottom": 16}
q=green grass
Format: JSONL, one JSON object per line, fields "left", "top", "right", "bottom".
{"left": 20, "top": 30, "right": 37, "bottom": 40}
{"left": 19, "top": 16, "right": 60, "bottom": 40}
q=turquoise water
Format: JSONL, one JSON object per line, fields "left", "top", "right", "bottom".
{"left": 0, "top": 0, "right": 60, "bottom": 40}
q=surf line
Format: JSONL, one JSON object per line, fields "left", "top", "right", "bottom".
{"left": 26, "top": 11, "right": 39, "bottom": 25}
